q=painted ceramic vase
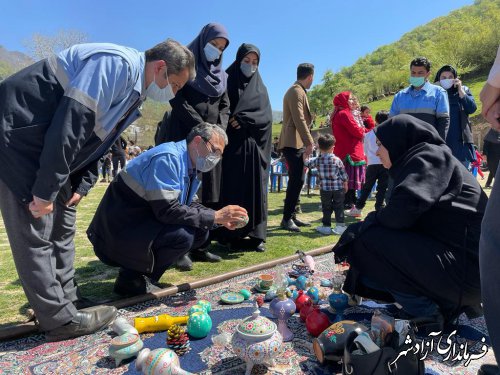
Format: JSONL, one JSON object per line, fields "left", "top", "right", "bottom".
{"left": 328, "top": 292, "right": 349, "bottom": 322}
{"left": 196, "top": 300, "right": 212, "bottom": 313}
{"left": 187, "top": 304, "right": 205, "bottom": 316}
{"left": 186, "top": 311, "right": 212, "bottom": 338}
{"left": 305, "top": 306, "right": 330, "bottom": 337}
{"left": 136, "top": 348, "right": 194, "bottom": 375}
{"left": 294, "top": 290, "right": 312, "bottom": 313}
{"left": 109, "top": 333, "right": 143, "bottom": 366}
{"left": 269, "top": 294, "right": 296, "bottom": 341}
{"left": 112, "top": 317, "right": 139, "bottom": 335}
{"left": 306, "top": 286, "right": 320, "bottom": 305}
{"left": 231, "top": 307, "right": 283, "bottom": 375}
{"left": 312, "top": 320, "right": 368, "bottom": 364}
{"left": 299, "top": 299, "right": 314, "bottom": 322}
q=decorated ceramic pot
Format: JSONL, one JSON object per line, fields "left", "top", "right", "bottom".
{"left": 269, "top": 294, "right": 296, "bottom": 341}
{"left": 299, "top": 299, "right": 314, "bottom": 322}
{"left": 112, "top": 317, "right": 139, "bottom": 335}
{"left": 306, "top": 286, "right": 320, "bottom": 305}
{"left": 186, "top": 311, "right": 212, "bottom": 338}
{"left": 305, "top": 306, "right": 331, "bottom": 337}
{"left": 196, "top": 300, "right": 212, "bottom": 313}
{"left": 109, "top": 333, "right": 144, "bottom": 366}
{"left": 312, "top": 320, "right": 368, "bottom": 364}
{"left": 187, "top": 304, "right": 205, "bottom": 316}
{"left": 231, "top": 307, "right": 283, "bottom": 375}
{"left": 294, "top": 290, "right": 312, "bottom": 313}
{"left": 136, "top": 348, "right": 193, "bottom": 375}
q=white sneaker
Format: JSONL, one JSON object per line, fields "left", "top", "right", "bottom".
{"left": 346, "top": 207, "right": 362, "bottom": 217}
{"left": 316, "top": 226, "right": 332, "bottom": 235}
{"left": 332, "top": 225, "right": 347, "bottom": 235}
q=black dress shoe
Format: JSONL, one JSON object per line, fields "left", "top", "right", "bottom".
{"left": 113, "top": 269, "right": 162, "bottom": 297}
{"left": 478, "top": 364, "right": 500, "bottom": 375}
{"left": 45, "top": 305, "right": 117, "bottom": 341}
{"left": 175, "top": 254, "right": 193, "bottom": 271}
{"left": 292, "top": 217, "right": 311, "bottom": 227}
{"left": 74, "top": 296, "right": 99, "bottom": 310}
{"left": 190, "top": 248, "right": 222, "bottom": 262}
{"left": 281, "top": 219, "right": 300, "bottom": 232}
{"left": 411, "top": 313, "right": 444, "bottom": 336}
{"left": 255, "top": 242, "right": 266, "bottom": 252}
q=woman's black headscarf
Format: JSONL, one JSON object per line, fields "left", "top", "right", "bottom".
{"left": 187, "top": 23, "right": 229, "bottom": 97}
{"left": 376, "top": 114, "right": 463, "bottom": 204}
{"left": 434, "top": 64, "right": 458, "bottom": 83}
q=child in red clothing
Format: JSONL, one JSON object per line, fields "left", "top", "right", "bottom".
{"left": 360, "top": 105, "right": 376, "bottom": 132}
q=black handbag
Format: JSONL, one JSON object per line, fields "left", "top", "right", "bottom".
{"left": 342, "top": 329, "right": 425, "bottom": 375}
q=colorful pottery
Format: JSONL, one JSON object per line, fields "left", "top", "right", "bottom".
{"left": 257, "top": 274, "right": 274, "bottom": 290}
{"left": 187, "top": 304, "right": 205, "bottom": 316}
{"left": 296, "top": 250, "right": 316, "bottom": 273}
{"left": 136, "top": 348, "right": 194, "bottom": 375}
{"left": 239, "top": 289, "right": 251, "bottom": 300}
{"left": 312, "top": 320, "right": 368, "bottom": 364}
{"left": 306, "top": 286, "right": 320, "bottom": 305}
{"left": 220, "top": 292, "right": 244, "bottom": 304}
{"left": 299, "top": 299, "right": 314, "bottom": 322}
{"left": 305, "top": 306, "right": 331, "bottom": 337}
{"left": 328, "top": 292, "right": 349, "bottom": 322}
{"left": 112, "top": 317, "right": 139, "bottom": 335}
{"left": 269, "top": 293, "right": 296, "bottom": 341}
{"left": 197, "top": 300, "right": 212, "bottom": 313}
{"left": 109, "top": 333, "right": 143, "bottom": 366}
{"left": 186, "top": 311, "right": 212, "bottom": 338}
{"left": 231, "top": 307, "right": 283, "bottom": 375}
{"left": 134, "top": 314, "right": 188, "bottom": 334}
{"left": 294, "top": 290, "right": 312, "bottom": 313}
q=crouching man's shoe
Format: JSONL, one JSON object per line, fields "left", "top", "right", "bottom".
{"left": 45, "top": 305, "right": 117, "bottom": 342}
{"left": 175, "top": 254, "right": 193, "bottom": 271}
{"left": 190, "top": 248, "right": 222, "bottom": 262}
{"left": 113, "top": 268, "right": 162, "bottom": 297}
{"left": 478, "top": 364, "right": 500, "bottom": 375}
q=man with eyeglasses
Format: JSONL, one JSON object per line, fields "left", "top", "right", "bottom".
{"left": 87, "top": 123, "right": 248, "bottom": 297}
{"left": 0, "top": 38, "right": 195, "bottom": 341}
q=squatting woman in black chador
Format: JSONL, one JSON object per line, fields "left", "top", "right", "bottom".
{"left": 334, "top": 114, "right": 487, "bottom": 330}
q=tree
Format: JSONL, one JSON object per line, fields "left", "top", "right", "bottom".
{"left": 24, "top": 29, "right": 88, "bottom": 61}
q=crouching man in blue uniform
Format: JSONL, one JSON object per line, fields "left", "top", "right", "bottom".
{"left": 0, "top": 39, "right": 195, "bottom": 341}
{"left": 87, "top": 123, "right": 248, "bottom": 297}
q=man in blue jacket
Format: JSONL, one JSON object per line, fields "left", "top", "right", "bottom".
{"left": 87, "top": 123, "right": 248, "bottom": 296}
{"left": 0, "top": 39, "right": 195, "bottom": 341}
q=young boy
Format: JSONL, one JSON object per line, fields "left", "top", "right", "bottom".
{"left": 306, "top": 134, "right": 348, "bottom": 235}
{"left": 347, "top": 110, "right": 390, "bottom": 217}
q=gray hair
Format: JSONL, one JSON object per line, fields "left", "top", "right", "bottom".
{"left": 145, "top": 38, "right": 196, "bottom": 80}
{"left": 187, "top": 122, "right": 228, "bottom": 146}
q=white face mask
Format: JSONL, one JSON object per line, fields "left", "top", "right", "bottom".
{"left": 145, "top": 71, "right": 175, "bottom": 103}
{"left": 440, "top": 78, "right": 455, "bottom": 90}
{"left": 204, "top": 42, "right": 221, "bottom": 62}
{"left": 196, "top": 140, "right": 221, "bottom": 172}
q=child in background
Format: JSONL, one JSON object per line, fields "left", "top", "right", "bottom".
{"left": 100, "top": 151, "right": 112, "bottom": 183}
{"left": 347, "top": 110, "right": 390, "bottom": 217}
{"left": 360, "top": 105, "right": 376, "bottom": 132}
{"left": 306, "top": 134, "right": 348, "bottom": 235}
{"left": 471, "top": 146, "right": 485, "bottom": 179}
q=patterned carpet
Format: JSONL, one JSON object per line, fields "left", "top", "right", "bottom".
{"left": 0, "top": 252, "right": 494, "bottom": 374}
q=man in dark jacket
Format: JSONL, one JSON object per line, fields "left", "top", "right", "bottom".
{"left": 0, "top": 39, "right": 195, "bottom": 341}
{"left": 87, "top": 123, "right": 247, "bottom": 297}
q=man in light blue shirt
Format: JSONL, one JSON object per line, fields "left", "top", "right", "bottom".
{"left": 0, "top": 39, "right": 195, "bottom": 341}
{"left": 390, "top": 57, "right": 450, "bottom": 139}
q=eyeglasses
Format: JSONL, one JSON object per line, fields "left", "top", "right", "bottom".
{"left": 204, "top": 139, "right": 223, "bottom": 157}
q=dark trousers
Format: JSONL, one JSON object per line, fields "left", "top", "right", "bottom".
{"left": 320, "top": 189, "right": 345, "bottom": 227}
{"left": 112, "top": 155, "right": 126, "bottom": 177}
{"left": 356, "top": 164, "right": 389, "bottom": 210}
{"left": 150, "top": 225, "right": 209, "bottom": 281}
{"left": 344, "top": 189, "right": 357, "bottom": 208}
{"left": 282, "top": 147, "right": 305, "bottom": 220}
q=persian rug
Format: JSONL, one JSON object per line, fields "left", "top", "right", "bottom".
{"left": 0, "top": 252, "right": 494, "bottom": 374}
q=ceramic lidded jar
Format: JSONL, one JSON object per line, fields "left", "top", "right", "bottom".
{"left": 109, "top": 333, "right": 143, "bottom": 367}
{"left": 231, "top": 307, "right": 283, "bottom": 375}
{"left": 136, "top": 348, "right": 194, "bottom": 375}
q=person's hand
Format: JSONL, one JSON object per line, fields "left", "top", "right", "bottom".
{"left": 229, "top": 117, "right": 241, "bottom": 129}
{"left": 29, "top": 196, "right": 53, "bottom": 218}
{"left": 480, "top": 83, "right": 500, "bottom": 118}
{"left": 214, "top": 205, "right": 248, "bottom": 230}
{"left": 65, "top": 192, "right": 83, "bottom": 208}
{"left": 455, "top": 78, "right": 466, "bottom": 97}
{"left": 343, "top": 181, "right": 348, "bottom": 193}
{"left": 303, "top": 144, "right": 313, "bottom": 162}
{"left": 484, "top": 98, "right": 500, "bottom": 131}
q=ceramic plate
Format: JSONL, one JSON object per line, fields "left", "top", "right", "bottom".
{"left": 253, "top": 283, "right": 273, "bottom": 293}
{"left": 220, "top": 292, "right": 244, "bottom": 304}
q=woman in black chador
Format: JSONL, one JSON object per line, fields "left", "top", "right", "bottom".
{"left": 334, "top": 114, "right": 487, "bottom": 332}
{"left": 217, "top": 43, "right": 272, "bottom": 252}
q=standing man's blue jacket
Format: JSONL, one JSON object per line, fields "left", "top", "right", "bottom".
{"left": 0, "top": 43, "right": 144, "bottom": 203}
{"left": 87, "top": 141, "right": 216, "bottom": 273}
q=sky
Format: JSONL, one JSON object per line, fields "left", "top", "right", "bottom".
{"left": 1, "top": 0, "right": 474, "bottom": 111}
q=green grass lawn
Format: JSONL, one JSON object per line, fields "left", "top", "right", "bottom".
{"left": 0, "top": 182, "right": 372, "bottom": 328}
